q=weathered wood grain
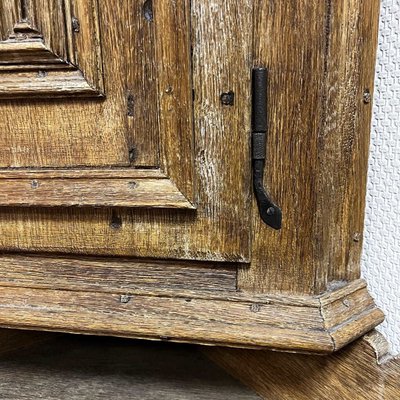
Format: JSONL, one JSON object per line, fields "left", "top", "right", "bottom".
{"left": 238, "top": 0, "right": 381, "bottom": 295}
{"left": 0, "top": 69, "right": 99, "bottom": 97}
{"left": 0, "top": 0, "right": 104, "bottom": 96}
{"left": 318, "top": 0, "right": 381, "bottom": 286}
{"left": 0, "top": 168, "right": 165, "bottom": 179}
{"left": 206, "top": 330, "right": 400, "bottom": 400}
{"left": 0, "top": 0, "right": 68, "bottom": 58}
{"left": 0, "top": 41, "right": 68, "bottom": 66}
{"left": 238, "top": 0, "right": 327, "bottom": 295}
{"left": 0, "top": 254, "right": 237, "bottom": 293}
{"left": 321, "top": 284, "right": 384, "bottom": 351}
{"left": 0, "top": 262, "right": 383, "bottom": 353}
{"left": 0, "top": 286, "right": 332, "bottom": 352}
{"left": 0, "top": 0, "right": 253, "bottom": 262}
{"left": 0, "top": 178, "right": 194, "bottom": 208}
{"left": 124, "top": 0, "right": 158, "bottom": 166}
{"left": 154, "top": 0, "right": 194, "bottom": 200}
{"left": 0, "top": 0, "right": 383, "bottom": 352}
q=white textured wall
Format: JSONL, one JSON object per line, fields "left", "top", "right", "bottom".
{"left": 362, "top": 0, "right": 400, "bottom": 355}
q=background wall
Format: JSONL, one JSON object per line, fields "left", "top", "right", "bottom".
{"left": 362, "top": 0, "right": 400, "bottom": 355}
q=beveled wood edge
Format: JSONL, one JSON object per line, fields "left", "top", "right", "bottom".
{"left": 363, "top": 330, "right": 395, "bottom": 365}
{"left": 0, "top": 68, "right": 103, "bottom": 98}
{"left": 0, "top": 40, "right": 69, "bottom": 67}
{"left": 0, "top": 255, "right": 383, "bottom": 353}
{"left": 0, "top": 175, "right": 195, "bottom": 209}
{"left": 0, "top": 168, "right": 166, "bottom": 179}
{"left": 0, "top": 169, "right": 195, "bottom": 209}
{"left": 319, "top": 279, "right": 385, "bottom": 351}
{"left": 0, "top": 0, "right": 104, "bottom": 98}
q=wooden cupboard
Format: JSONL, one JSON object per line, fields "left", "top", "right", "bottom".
{"left": 0, "top": 0, "right": 383, "bottom": 353}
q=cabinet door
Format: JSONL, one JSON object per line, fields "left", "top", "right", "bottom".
{"left": 0, "top": 0, "right": 253, "bottom": 263}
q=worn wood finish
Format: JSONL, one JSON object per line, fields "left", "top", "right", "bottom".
{"left": 0, "top": 168, "right": 166, "bottom": 179}
{"left": 0, "top": 0, "right": 383, "bottom": 352}
{"left": 0, "top": 254, "right": 238, "bottom": 293}
{"left": 0, "top": 0, "right": 253, "bottom": 262}
{"left": 124, "top": 0, "right": 159, "bottom": 166}
{"left": 206, "top": 330, "right": 400, "bottom": 400}
{"left": 0, "top": 335, "right": 260, "bottom": 400}
{"left": 0, "top": 69, "right": 99, "bottom": 97}
{"left": 0, "top": 0, "right": 104, "bottom": 97}
{"left": 238, "top": 0, "right": 326, "bottom": 295}
{"left": 154, "top": 0, "right": 194, "bottom": 201}
{"left": 238, "top": 0, "right": 381, "bottom": 295}
{"left": 320, "top": 0, "right": 381, "bottom": 286}
{"left": 0, "top": 178, "right": 194, "bottom": 208}
{"left": 321, "top": 281, "right": 382, "bottom": 350}
{"left": 0, "top": 265, "right": 383, "bottom": 353}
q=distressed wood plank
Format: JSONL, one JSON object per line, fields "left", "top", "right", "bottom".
{"left": 124, "top": 0, "right": 159, "bottom": 166}
{"left": 0, "top": 286, "right": 332, "bottom": 352}
{"left": 238, "top": 0, "right": 381, "bottom": 295}
{"left": 0, "top": 267, "right": 382, "bottom": 353}
{"left": 0, "top": 168, "right": 165, "bottom": 179}
{"left": 68, "top": 0, "right": 104, "bottom": 91}
{"left": 239, "top": 0, "right": 326, "bottom": 294}
{"left": 0, "top": 254, "right": 237, "bottom": 293}
{"left": 154, "top": 0, "right": 194, "bottom": 200}
{"left": 316, "top": 0, "right": 381, "bottom": 286}
{"left": 0, "top": 178, "right": 194, "bottom": 208}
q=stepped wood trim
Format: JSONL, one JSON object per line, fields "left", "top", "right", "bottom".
{"left": 0, "top": 254, "right": 384, "bottom": 354}
{"left": 0, "top": 169, "right": 194, "bottom": 209}
{"left": 0, "top": 0, "right": 103, "bottom": 98}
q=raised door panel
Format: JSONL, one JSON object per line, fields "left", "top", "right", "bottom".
{"left": 0, "top": 0, "right": 253, "bottom": 262}
{"left": 0, "top": 0, "right": 103, "bottom": 96}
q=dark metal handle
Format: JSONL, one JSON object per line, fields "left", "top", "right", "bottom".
{"left": 252, "top": 68, "right": 282, "bottom": 230}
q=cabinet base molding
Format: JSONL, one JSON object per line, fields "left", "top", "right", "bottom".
{"left": 0, "top": 255, "right": 383, "bottom": 353}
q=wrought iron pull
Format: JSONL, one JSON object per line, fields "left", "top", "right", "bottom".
{"left": 252, "top": 68, "right": 282, "bottom": 230}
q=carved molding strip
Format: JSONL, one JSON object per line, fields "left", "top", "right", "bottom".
{"left": 0, "top": 0, "right": 104, "bottom": 98}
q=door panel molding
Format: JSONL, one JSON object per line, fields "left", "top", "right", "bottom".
{"left": 0, "top": 1, "right": 194, "bottom": 209}
{"left": 0, "top": 0, "right": 104, "bottom": 97}
{"left": 0, "top": 0, "right": 252, "bottom": 262}
{"left": 0, "top": 168, "right": 194, "bottom": 208}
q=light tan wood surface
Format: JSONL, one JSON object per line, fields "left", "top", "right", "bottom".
{"left": 0, "top": 0, "right": 384, "bottom": 352}
{"left": 239, "top": 0, "right": 381, "bottom": 295}
{"left": 0, "top": 265, "right": 383, "bottom": 353}
{"left": 0, "top": 0, "right": 104, "bottom": 96}
{"left": 0, "top": 0, "right": 253, "bottom": 263}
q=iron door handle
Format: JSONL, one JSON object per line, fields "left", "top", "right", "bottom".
{"left": 252, "top": 68, "right": 282, "bottom": 230}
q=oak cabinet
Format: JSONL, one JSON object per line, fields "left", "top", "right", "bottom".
{"left": 0, "top": 0, "right": 383, "bottom": 353}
